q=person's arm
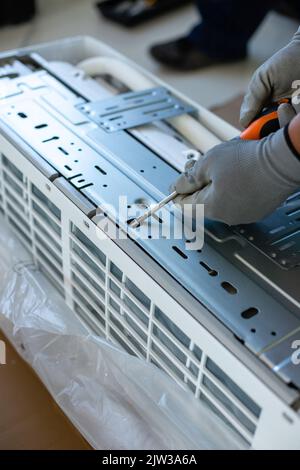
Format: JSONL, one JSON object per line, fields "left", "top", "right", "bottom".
{"left": 288, "top": 113, "right": 300, "bottom": 156}
{"left": 240, "top": 26, "right": 300, "bottom": 128}
{"left": 172, "top": 121, "right": 300, "bottom": 225}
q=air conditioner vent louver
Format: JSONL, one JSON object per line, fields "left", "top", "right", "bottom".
{"left": 1, "top": 153, "right": 31, "bottom": 248}
{"left": 0, "top": 155, "right": 65, "bottom": 294}
{"left": 30, "top": 183, "right": 64, "bottom": 292}
{"left": 68, "top": 222, "right": 261, "bottom": 444}
{"left": 205, "top": 358, "right": 261, "bottom": 418}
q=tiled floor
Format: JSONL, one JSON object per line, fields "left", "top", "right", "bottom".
{"left": 0, "top": 0, "right": 298, "bottom": 108}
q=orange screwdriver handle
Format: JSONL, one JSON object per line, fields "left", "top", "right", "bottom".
{"left": 240, "top": 111, "right": 279, "bottom": 140}
{"left": 240, "top": 99, "right": 290, "bottom": 141}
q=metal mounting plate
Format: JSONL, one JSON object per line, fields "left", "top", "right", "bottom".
{"left": 1, "top": 66, "right": 300, "bottom": 388}
{"left": 234, "top": 193, "right": 300, "bottom": 269}
{"left": 77, "top": 87, "right": 195, "bottom": 132}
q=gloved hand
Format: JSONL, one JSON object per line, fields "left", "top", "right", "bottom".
{"left": 172, "top": 127, "right": 300, "bottom": 226}
{"left": 240, "top": 27, "right": 300, "bottom": 129}
{"left": 278, "top": 101, "right": 300, "bottom": 127}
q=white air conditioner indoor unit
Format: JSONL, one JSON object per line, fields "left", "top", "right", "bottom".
{"left": 0, "top": 36, "right": 299, "bottom": 449}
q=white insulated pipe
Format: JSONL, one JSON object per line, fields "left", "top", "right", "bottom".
{"left": 77, "top": 57, "right": 226, "bottom": 153}
{"left": 78, "top": 57, "right": 153, "bottom": 92}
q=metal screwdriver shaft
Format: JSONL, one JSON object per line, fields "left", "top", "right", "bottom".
{"left": 130, "top": 191, "right": 178, "bottom": 228}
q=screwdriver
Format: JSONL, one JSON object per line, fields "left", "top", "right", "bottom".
{"left": 129, "top": 151, "right": 201, "bottom": 229}
{"left": 129, "top": 191, "right": 178, "bottom": 228}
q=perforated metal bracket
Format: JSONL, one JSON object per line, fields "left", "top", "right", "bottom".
{"left": 233, "top": 193, "right": 300, "bottom": 269}
{"left": 77, "top": 87, "right": 195, "bottom": 132}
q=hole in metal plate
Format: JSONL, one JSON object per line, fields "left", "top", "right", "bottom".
{"left": 58, "top": 146, "right": 69, "bottom": 156}
{"left": 172, "top": 246, "right": 188, "bottom": 260}
{"left": 200, "top": 261, "right": 218, "bottom": 277}
{"left": 42, "top": 136, "right": 59, "bottom": 143}
{"left": 241, "top": 308, "right": 259, "bottom": 320}
{"left": 35, "top": 123, "right": 48, "bottom": 129}
{"left": 221, "top": 281, "right": 237, "bottom": 295}
{"left": 95, "top": 165, "right": 107, "bottom": 176}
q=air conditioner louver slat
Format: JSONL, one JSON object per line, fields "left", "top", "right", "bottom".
{"left": 68, "top": 221, "right": 261, "bottom": 444}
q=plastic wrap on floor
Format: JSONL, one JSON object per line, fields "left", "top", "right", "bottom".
{"left": 0, "top": 217, "right": 245, "bottom": 450}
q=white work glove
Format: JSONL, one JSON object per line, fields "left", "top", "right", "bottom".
{"left": 240, "top": 26, "right": 300, "bottom": 128}
{"left": 172, "top": 128, "right": 300, "bottom": 226}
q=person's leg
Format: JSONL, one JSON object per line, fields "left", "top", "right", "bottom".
{"left": 275, "top": 1, "right": 300, "bottom": 21}
{"left": 150, "top": 0, "right": 278, "bottom": 70}
{"left": 189, "top": 0, "right": 276, "bottom": 59}
{"left": 290, "top": 0, "right": 300, "bottom": 17}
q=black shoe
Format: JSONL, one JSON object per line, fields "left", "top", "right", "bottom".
{"left": 1, "top": 1, "right": 36, "bottom": 26}
{"left": 149, "top": 37, "right": 246, "bottom": 71}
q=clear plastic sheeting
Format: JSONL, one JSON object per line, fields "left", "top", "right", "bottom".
{"left": 0, "top": 217, "right": 245, "bottom": 450}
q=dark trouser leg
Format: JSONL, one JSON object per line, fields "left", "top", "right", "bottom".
{"left": 189, "top": 0, "right": 278, "bottom": 59}
{"left": 275, "top": 1, "right": 300, "bottom": 20}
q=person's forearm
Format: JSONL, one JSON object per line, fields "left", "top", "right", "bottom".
{"left": 288, "top": 113, "right": 300, "bottom": 157}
